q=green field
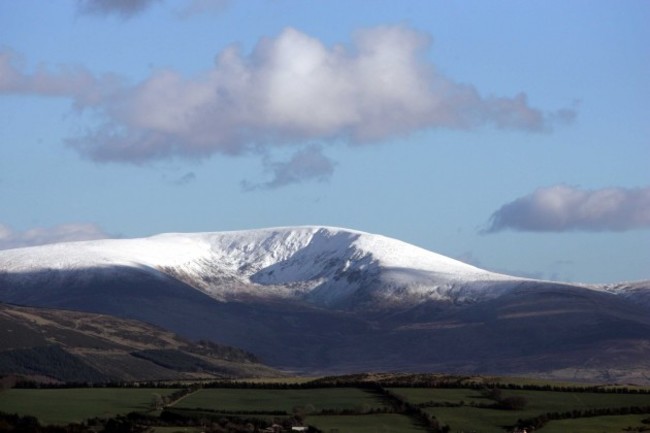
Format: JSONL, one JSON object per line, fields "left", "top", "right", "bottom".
{"left": 175, "top": 387, "right": 386, "bottom": 413}
{"left": 425, "top": 406, "right": 515, "bottom": 433}
{"left": 0, "top": 388, "right": 180, "bottom": 425}
{"left": 2, "top": 379, "right": 650, "bottom": 432}
{"left": 388, "top": 387, "right": 487, "bottom": 405}
{"left": 308, "top": 414, "right": 426, "bottom": 433}
{"left": 542, "top": 414, "right": 650, "bottom": 433}
{"left": 387, "top": 387, "right": 650, "bottom": 433}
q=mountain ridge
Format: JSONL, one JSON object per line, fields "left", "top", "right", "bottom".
{"left": 0, "top": 226, "right": 544, "bottom": 309}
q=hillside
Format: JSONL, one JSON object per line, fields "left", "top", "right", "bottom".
{"left": 0, "top": 302, "right": 282, "bottom": 383}
{"left": 1, "top": 226, "right": 649, "bottom": 383}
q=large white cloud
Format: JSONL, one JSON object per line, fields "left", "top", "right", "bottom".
{"left": 484, "top": 185, "right": 650, "bottom": 233}
{"left": 0, "top": 223, "right": 110, "bottom": 250}
{"left": 69, "top": 26, "right": 573, "bottom": 163}
{"left": 1, "top": 25, "right": 575, "bottom": 171}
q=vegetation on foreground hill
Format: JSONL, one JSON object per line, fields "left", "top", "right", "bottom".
{"left": 0, "top": 303, "right": 282, "bottom": 382}
{"left": 1, "top": 373, "right": 650, "bottom": 432}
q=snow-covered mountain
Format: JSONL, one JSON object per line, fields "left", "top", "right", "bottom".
{"left": 0, "top": 226, "right": 525, "bottom": 308}
{"left": 1, "top": 226, "right": 650, "bottom": 383}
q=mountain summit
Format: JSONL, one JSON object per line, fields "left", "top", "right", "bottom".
{"left": 0, "top": 226, "right": 521, "bottom": 308}
{"left": 1, "top": 226, "right": 649, "bottom": 383}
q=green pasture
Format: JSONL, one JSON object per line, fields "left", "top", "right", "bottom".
{"left": 542, "top": 414, "right": 650, "bottom": 432}
{"left": 502, "top": 388, "right": 650, "bottom": 413}
{"left": 308, "top": 414, "right": 426, "bottom": 433}
{"left": 174, "top": 387, "right": 385, "bottom": 413}
{"left": 425, "top": 406, "right": 514, "bottom": 433}
{"left": 0, "top": 388, "right": 180, "bottom": 425}
{"left": 391, "top": 387, "right": 650, "bottom": 432}
{"left": 2, "top": 383, "right": 650, "bottom": 431}
{"left": 387, "top": 387, "right": 486, "bottom": 405}
{"left": 150, "top": 427, "right": 203, "bottom": 433}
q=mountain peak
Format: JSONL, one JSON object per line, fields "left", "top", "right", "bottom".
{"left": 0, "top": 225, "right": 518, "bottom": 307}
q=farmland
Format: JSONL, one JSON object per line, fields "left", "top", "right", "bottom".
{"left": 1, "top": 375, "right": 650, "bottom": 432}
{"left": 0, "top": 387, "right": 181, "bottom": 425}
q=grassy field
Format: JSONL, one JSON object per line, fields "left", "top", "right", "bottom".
{"left": 174, "top": 387, "right": 386, "bottom": 413}
{"left": 150, "top": 427, "right": 203, "bottom": 433}
{"left": 387, "top": 387, "right": 487, "bottom": 405}
{"left": 0, "top": 388, "right": 180, "bottom": 425}
{"left": 542, "top": 414, "right": 650, "bottom": 433}
{"left": 425, "top": 406, "right": 516, "bottom": 433}
{"left": 2, "top": 381, "right": 650, "bottom": 432}
{"left": 308, "top": 414, "right": 426, "bottom": 433}
{"left": 387, "top": 387, "right": 650, "bottom": 433}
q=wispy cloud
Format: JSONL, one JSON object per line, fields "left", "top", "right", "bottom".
{"left": 176, "top": 0, "right": 230, "bottom": 19}
{"left": 173, "top": 171, "right": 197, "bottom": 186}
{"left": 242, "top": 145, "right": 335, "bottom": 190}
{"left": 483, "top": 185, "right": 650, "bottom": 233}
{"left": 0, "top": 48, "right": 121, "bottom": 107}
{"left": 0, "top": 223, "right": 110, "bottom": 250}
{"left": 0, "top": 25, "right": 575, "bottom": 186}
{"left": 77, "top": 0, "right": 162, "bottom": 18}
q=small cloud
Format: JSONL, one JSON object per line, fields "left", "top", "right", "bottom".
{"left": 176, "top": 0, "right": 230, "bottom": 19}
{"left": 483, "top": 185, "right": 650, "bottom": 233}
{"left": 173, "top": 171, "right": 197, "bottom": 185}
{"left": 242, "top": 145, "right": 335, "bottom": 191}
{"left": 77, "top": 0, "right": 162, "bottom": 18}
{"left": 0, "top": 48, "right": 122, "bottom": 107}
{"left": 0, "top": 222, "right": 110, "bottom": 250}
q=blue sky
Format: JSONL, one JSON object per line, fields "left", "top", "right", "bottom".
{"left": 1, "top": 0, "right": 648, "bottom": 283}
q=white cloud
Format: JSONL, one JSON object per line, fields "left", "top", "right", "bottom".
{"left": 0, "top": 26, "right": 575, "bottom": 185}
{"left": 65, "top": 26, "right": 572, "bottom": 163}
{"left": 484, "top": 185, "right": 650, "bottom": 233}
{"left": 0, "top": 223, "right": 110, "bottom": 250}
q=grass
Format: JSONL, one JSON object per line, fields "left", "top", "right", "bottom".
{"left": 391, "top": 387, "right": 650, "bottom": 432}
{"left": 387, "top": 387, "right": 486, "bottom": 405}
{"left": 503, "top": 389, "right": 650, "bottom": 414}
{"left": 425, "top": 406, "right": 516, "bottom": 433}
{"left": 174, "top": 387, "right": 386, "bottom": 413}
{"left": 150, "top": 427, "right": 203, "bottom": 433}
{"left": 3, "top": 383, "right": 650, "bottom": 431}
{"left": 0, "top": 388, "right": 181, "bottom": 425}
{"left": 541, "top": 414, "right": 650, "bottom": 432}
{"left": 308, "top": 414, "right": 426, "bottom": 433}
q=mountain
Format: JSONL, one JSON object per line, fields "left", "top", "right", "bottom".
{"left": 0, "top": 226, "right": 522, "bottom": 308}
{"left": 0, "top": 302, "right": 281, "bottom": 383}
{"left": 1, "top": 226, "right": 649, "bottom": 383}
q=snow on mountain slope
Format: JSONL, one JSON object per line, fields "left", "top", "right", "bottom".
{"left": 0, "top": 226, "right": 525, "bottom": 307}
{"left": 597, "top": 280, "right": 650, "bottom": 308}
